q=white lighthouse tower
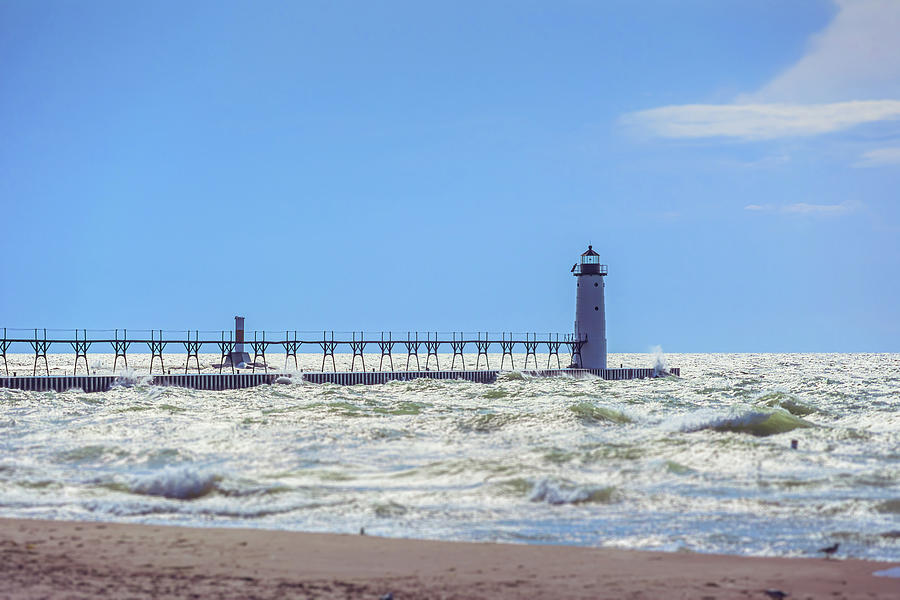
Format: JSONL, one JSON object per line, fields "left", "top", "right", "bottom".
{"left": 573, "top": 245, "right": 608, "bottom": 369}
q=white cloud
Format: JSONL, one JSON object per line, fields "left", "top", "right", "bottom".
{"left": 854, "top": 146, "right": 900, "bottom": 167}
{"left": 624, "top": 0, "right": 900, "bottom": 141}
{"left": 624, "top": 101, "right": 900, "bottom": 141}
{"left": 744, "top": 202, "right": 858, "bottom": 216}
{"left": 749, "top": 0, "right": 900, "bottom": 103}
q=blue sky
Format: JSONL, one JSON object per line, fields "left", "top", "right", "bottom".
{"left": 1, "top": 0, "right": 898, "bottom": 352}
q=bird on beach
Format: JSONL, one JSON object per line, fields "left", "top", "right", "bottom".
{"left": 818, "top": 542, "right": 839, "bottom": 559}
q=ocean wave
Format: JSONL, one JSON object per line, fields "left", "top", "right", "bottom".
{"left": 373, "top": 501, "right": 408, "bottom": 517}
{"left": 664, "top": 460, "right": 695, "bottom": 475}
{"left": 110, "top": 371, "right": 154, "bottom": 388}
{"left": 459, "top": 412, "right": 524, "bottom": 432}
{"left": 54, "top": 444, "right": 130, "bottom": 464}
{"left": 385, "top": 377, "right": 467, "bottom": 391}
{"left": 528, "top": 478, "right": 617, "bottom": 505}
{"left": 130, "top": 466, "right": 221, "bottom": 500}
{"left": 568, "top": 402, "right": 632, "bottom": 424}
{"left": 542, "top": 448, "right": 578, "bottom": 464}
{"left": 85, "top": 498, "right": 304, "bottom": 519}
{"left": 755, "top": 391, "right": 817, "bottom": 416}
{"left": 496, "top": 371, "right": 528, "bottom": 382}
{"left": 582, "top": 444, "right": 645, "bottom": 461}
{"left": 684, "top": 409, "right": 813, "bottom": 437}
{"left": 372, "top": 401, "right": 427, "bottom": 416}
{"left": 300, "top": 400, "right": 369, "bottom": 417}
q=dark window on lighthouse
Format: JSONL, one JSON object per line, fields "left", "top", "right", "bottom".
{"left": 594, "top": 282, "right": 598, "bottom": 287}
{"left": 594, "top": 306, "right": 599, "bottom": 311}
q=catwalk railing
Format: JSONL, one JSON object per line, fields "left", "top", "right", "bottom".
{"left": 0, "top": 328, "right": 587, "bottom": 375}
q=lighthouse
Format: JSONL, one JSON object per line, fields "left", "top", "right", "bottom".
{"left": 573, "top": 245, "right": 608, "bottom": 369}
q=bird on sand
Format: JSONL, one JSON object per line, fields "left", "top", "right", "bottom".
{"left": 763, "top": 590, "right": 788, "bottom": 600}
{"left": 818, "top": 542, "right": 839, "bottom": 558}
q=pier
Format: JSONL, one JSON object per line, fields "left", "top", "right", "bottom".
{"left": 0, "top": 246, "right": 680, "bottom": 391}
{"left": 0, "top": 367, "right": 679, "bottom": 393}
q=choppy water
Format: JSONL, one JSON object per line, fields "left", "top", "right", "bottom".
{"left": 1, "top": 353, "right": 898, "bottom": 560}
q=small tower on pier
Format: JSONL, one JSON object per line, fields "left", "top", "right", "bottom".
{"left": 227, "top": 315, "right": 252, "bottom": 368}
{"left": 573, "top": 245, "right": 607, "bottom": 369}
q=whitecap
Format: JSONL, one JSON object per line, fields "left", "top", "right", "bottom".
{"left": 130, "top": 466, "right": 219, "bottom": 500}
{"left": 528, "top": 478, "right": 615, "bottom": 505}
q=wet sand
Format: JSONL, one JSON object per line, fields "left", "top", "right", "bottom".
{"left": 1, "top": 518, "right": 897, "bottom": 599}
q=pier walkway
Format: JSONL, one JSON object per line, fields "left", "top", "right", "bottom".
{"left": 1, "top": 329, "right": 585, "bottom": 376}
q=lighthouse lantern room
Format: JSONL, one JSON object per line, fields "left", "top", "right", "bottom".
{"left": 573, "top": 245, "right": 608, "bottom": 369}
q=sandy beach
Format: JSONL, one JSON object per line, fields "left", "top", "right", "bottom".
{"left": 0, "top": 518, "right": 896, "bottom": 599}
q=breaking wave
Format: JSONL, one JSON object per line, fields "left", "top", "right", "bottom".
{"left": 685, "top": 410, "right": 813, "bottom": 437}
{"left": 130, "top": 466, "right": 221, "bottom": 500}
{"left": 568, "top": 402, "right": 632, "bottom": 424}
{"left": 755, "top": 391, "right": 817, "bottom": 416}
{"left": 110, "top": 369, "right": 154, "bottom": 388}
{"left": 459, "top": 412, "right": 525, "bottom": 432}
{"left": 496, "top": 371, "right": 529, "bottom": 382}
{"left": 528, "top": 478, "right": 617, "bottom": 505}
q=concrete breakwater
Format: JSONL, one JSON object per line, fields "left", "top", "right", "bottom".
{"left": 0, "top": 367, "right": 679, "bottom": 393}
{"left": 0, "top": 373, "right": 284, "bottom": 393}
{"left": 302, "top": 368, "right": 679, "bottom": 385}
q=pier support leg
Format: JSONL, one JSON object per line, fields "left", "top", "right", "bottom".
{"left": 148, "top": 330, "right": 167, "bottom": 375}
{"left": 565, "top": 335, "right": 584, "bottom": 369}
{"left": 112, "top": 329, "right": 131, "bottom": 373}
{"left": 283, "top": 331, "right": 300, "bottom": 371}
{"left": 217, "top": 332, "right": 235, "bottom": 374}
{"left": 405, "top": 332, "right": 420, "bottom": 371}
{"left": 500, "top": 333, "right": 515, "bottom": 370}
{"left": 350, "top": 332, "right": 366, "bottom": 372}
{"left": 425, "top": 332, "right": 439, "bottom": 370}
{"left": 524, "top": 334, "right": 538, "bottom": 370}
{"left": 71, "top": 329, "right": 91, "bottom": 375}
{"left": 319, "top": 331, "right": 337, "bottom": 372}
{"left": 450, "top": 332, "right": 465, "bottom": 370}
{"left": 547, "top": 337, "right": 561, "bottom": 369}
{"left": 183, "top": 330, "right": 201, "bottom": 374}
{"left": 475, "top": 333, "right": 490, "bottom": 370}
{"left": 30, "top": 329, "right": 50, "bottom": 376}
{"left": 378, "top": 333, "right": 395, "bottom": 372}
{"left": 250, "top": 332, "right": 269, "bottom": 373}
{"left": 1, "top": 328, "right": 10, "bottom": 376}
